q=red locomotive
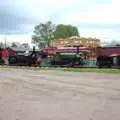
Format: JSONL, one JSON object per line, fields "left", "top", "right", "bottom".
{"left": 96, "top": 46, "right": 120, "bottom": 68}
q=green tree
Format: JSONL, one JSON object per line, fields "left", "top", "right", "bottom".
{"left": 11, "top": 42, "right": 18, "bottom": 47}
{"left": 54, "top": 24, "right": 79, "bottom": 39}
{"left": 32, "top": 21, "right": 55, "bottom": 49}
{"left": 109, "top": 40, "right": 120, "bottom": 46}
{"left": 0, "top": 42, "right": 4, "bottom": 48}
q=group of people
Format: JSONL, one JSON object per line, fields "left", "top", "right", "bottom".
{"left": 0, "top": 48, "right": 14, "bottom": 64}
{"left": 31, "top": 50, "right": 48, "bottom": 65}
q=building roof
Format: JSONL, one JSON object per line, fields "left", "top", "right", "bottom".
{"left": 12, "top": 47, "right": 40, "bottom": 52}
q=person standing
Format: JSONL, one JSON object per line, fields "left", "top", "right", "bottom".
{"left": 1, "top": 48, "right": 8, "bottom": 64}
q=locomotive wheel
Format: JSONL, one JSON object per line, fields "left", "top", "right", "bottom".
{"left": 9, "top": 56, "right": 17, "bottom": 64}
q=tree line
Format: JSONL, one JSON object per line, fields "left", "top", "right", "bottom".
{"left": 32, "top": 21, "right": 80, "bottom": 48}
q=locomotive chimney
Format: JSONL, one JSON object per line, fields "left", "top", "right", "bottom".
{"left": 33, "top": 46, "right": 35, "bottom": 52}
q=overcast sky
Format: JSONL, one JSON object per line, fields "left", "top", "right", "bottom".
{"left": 0, "top": 0, "right": 120, "bottom": 44}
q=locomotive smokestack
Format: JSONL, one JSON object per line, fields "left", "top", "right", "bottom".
{"left": 77, "top": 46, "right": 79, "bottom": 54}
{"left": 33, "top": 46, "right": 35, "bottom": 52}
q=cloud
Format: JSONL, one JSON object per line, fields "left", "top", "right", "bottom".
{"left": 0, "top": 13, "right": 35, "bottom": 34}
{"left": 0, "top": 0, "right": 49, "bottom": 35}
{"left": 52, "top": 0, "right": 120, "bottom": 42}
{"left": 0, "top": 3, "right": 36, "bottom": 34}
{"left": 35, "top": 0, "right": 80, "bottom": 9}
{"left": 80, "top": 28, "right": 120, "bottom": 42}
{"left": 0, "top": 34, "right": 32, "bottom": 44}
{"left": 0, "top": 0, "right": 81, "bottom": 35}
{"left": 80, "top": 28, "right": 112, "bottom": 40}
{"left": 0, "top": 0, "right": 120, "bottom": 43}
{"left": 57, "top": 0, "right": 120, "bottom": 24}
{"left": 77, "top": 23, "right": 120, "bottom": 30}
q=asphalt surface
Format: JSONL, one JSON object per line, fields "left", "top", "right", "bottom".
{"left": 0, "top": 68, "right": 120, "bottom": 120}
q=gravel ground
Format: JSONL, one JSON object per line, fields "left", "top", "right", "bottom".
{"left": 0, "top": 68, "right": 120, "bottom": 120}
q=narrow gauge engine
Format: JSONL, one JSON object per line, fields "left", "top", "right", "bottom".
{"left": 42, "top": 46, "right": 89, "bottom": 67}
{"left": 9, "top": 47, "right": 39, "bottom": 66}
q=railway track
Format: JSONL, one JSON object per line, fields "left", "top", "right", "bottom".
{"left": 0, "top": 65, "right": 83, "bottom": 70}
{"left": 0, "top": 65, "right": 42, "bottom": 69}
{"left": 0, "top": 65, "right": 67, "bottom": 70}
{"left": 0, "top": 64, "right": 119, "bottom": 70}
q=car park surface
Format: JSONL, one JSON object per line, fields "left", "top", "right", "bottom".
{"left": 0, "top": 68, "right": 120, "bottom": 120}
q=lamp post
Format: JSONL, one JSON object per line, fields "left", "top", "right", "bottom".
{"left": 4, "top": 36, "right": 7, "bottom": 49}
